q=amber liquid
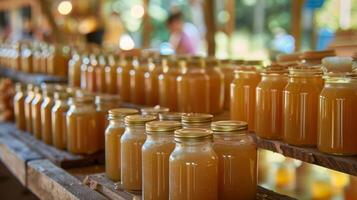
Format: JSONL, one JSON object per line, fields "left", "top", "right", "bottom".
{"left": 31, "top": 94, "right": 43, "bottom": 139}
{"left": 221, "top": 66, "right": 234, "bottom": 109}
{"left": 177, "top": 68, "right": 210, "bottom": 113}
{"left": 207, "top": 67, "right": 224, "bottom": 114}
{"left": 105, "top": 121, "right": 125, "bottom": 181}
{"left": 169, "top": 142, "right": 218, "bottom": 200}
{"left": 117, "top": 66, "right": 132, "bottom": 102}
{"left": 130, "top": 66, "right": 147, "bottom": 105}
{"left": 80, "top": 64, "right": 88, "bottom": 90}
{"left": 283, "top": 76, "right": 323, "bottom": 146}
{"left": 230, "top": 71, "right": 261, "bottom": 131}
{"left": 95, "top": 65, "right": 106, "bottom": 93}
{"left": 87, "top": 65, "right": 96, "bottom": 92}
{"left": 41, "top": 96, "right": 54, "bottom": 144}
{"left": 24, "top": 92, "right": 35, "bottom": 133}
{"left": 158, "top": 68, "right": 180, "bottom": 111}
{"left": 318, "top": 81, "right": 357, "bottom": 155}
{"left": 14, "top": 91, "right": 26, "bottom": 130}
{"left": 51, "top": 101, "right": 68, "bottom": 149}
{"left": 48, "top": 53, "right": 68, "bottom": 77}
{"left": 213, "top": 135, "right": 257, "bottom": 200}
{"left": 144, "top": 66, "right": 162, "bottom": 106}
{"left": 142, "top": 135, "right": 175, "bottom": 200}
{"left": 255, "top": 74, "right": 288, "bottom": 139}
{"left": 105, "top": 65, "right": 118, "bottom": 94}
{"left": 68, "top": 56, "right": 81, "bottom": 87}
{"left": 121, "top": 127, "right": 146, "bottom": 191}
{"left": 97, "top": 104, "right": 118, "bottom": 150}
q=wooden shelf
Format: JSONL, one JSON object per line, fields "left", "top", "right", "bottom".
{"left": 0, "top": 66, "right": 67, "bottom": 85}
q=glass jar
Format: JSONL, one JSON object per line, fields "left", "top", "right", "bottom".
{"left": 317, "top": 73, "right": 357, "bottom": 155}
{"left": 142, "top": 121, "right": 181, "bottom": 200}
{"left": 24, "top": 84, "right": 35, "bottom": 133}
{"left": 47, "top": 45, "right": 69, "bottom": 77}
{"left": 51, "top": 91, "right": 70, "bottom": 149}
{"left": 31, "top": 86, "right": 43, "bottom": 138}
{"left": 21, "top": 44, "right": 33, "bottom": 73}
{"left": 14, "top": 83, "right": 26, "bottom": 130}
{"left": 41, "top": 90, "right": 55, "bottom": 144}
{"left": 177, "top": 58, "right": 210, "bottom": 113}
{"left": 255, "top": 66, "right": 288, "bottom": 139}
{"left": 206, "top": 58, "right": 224, "bottom": 114}
{"left": 158, "top": 58, "right": 181, "bottom": 111}
{"left": 105, "top": 108, "right": 139, "bottom": 181}
{"left": 130, "top": 57, "right": 149, "bottom": 104}
{"left": 276, "top": 53, "right": 301, "bottom": 67}
{"left": 144, "top": 58, "right": 163, "bottom": 106}
{"left": 220, "top": 59, "right": 241, "bottom": 110}
{"left": 96, "top": 95, "right": 121, "bottom": 150}
{"left": 32, "top": 46, "right": 41, "bottom": 73}
{"left": 169, "top": 128, "right": 218, "bottom": 200}
{"left": 140, "top": 106, "right": 169, "bottom": 117}
{"left": 39, "top": 45, "right": 48, "bottom": 73}
{"left": 182, "top": 113, "right": 213, "bottom": 128}
{"left": 80, "top": 54, "right": 90, "bottom": 90}
{"left": 212, "top": 121, "right": 257, "bottom": 200}
{"left": 104, "top": 54, "right": 118, "bottom": 94}
{"left": 117, "top": 56, "right": 137, "bottom": 102}
{"left": 121, "top": 114, "right": 157, "bottom": 191}
{"left": 159, "top": 112, "right": 184, "bottom": 122}
{"left": 66, "top": 96, "right": 99, "bottom": 154}
{"left": 230, "top": 67, "right": 261, "bottom": 131}
{"left": 95, "top": 54, "right": 107, "bottom": 93}
{"left": 283, "top": 66, "right": 323, "bottom": 146}
{"left": 87, "top": 54, "right": 98, "bottom": 92}
{"left": 68, "top": 51, "right": 82, "bottom": 87}
{"left": 301, "top": 50, "right": 335, "bottom": 67}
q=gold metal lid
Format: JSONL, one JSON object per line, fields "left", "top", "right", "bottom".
{"left": 108, "top": 108, "right": 139, "bottom": 119}
{"left": 54, "top": 92, "right": 69, "bottom": 100}
{"left": 322, "top": 56, "right": 353, "bottom": 73}
{"left": 159, "top": 112, "right": 184, "bottom": 121}
{"left": 211, "top": 121, "right": 248, "bottom": 133}
{"left": 26, "top": 84, "right": 34, "bottom": 91}
{"left": 146, "top": 121, "right": 182, "bottom": 134}
{"left": 125, "top": 114, "right": 157, "bottom": 126}
{"left": 277, "top": 53, "right": 302, "bottom": 65}
{"left": 174, "top": 128, "right": 212, "bottom": 142}
{"left": 141, "top": 106, "right": 169, "bottom": 115}
{"left": 301, "top": 50, "right": 336, "bottom": 60}
{"left": 261, "top": 63, "right": 289, "bottom": 75}
{"left": 182, "top": 113, "right": 213, "bottom": 124}
{"left": 289, "top": 65, "right": 323, "bottom": 76}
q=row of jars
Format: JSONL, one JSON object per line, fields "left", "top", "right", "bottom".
{"left": 13, "top": 83, "right": 121, "bottom": 154}
{"left": 0, "top": 42, "right": 70, "bottom": 77}
{"left": 104, "top": 109, "right": 257, "bottom": 200}
{"left": 231, "top": 49, "right": 357, "bottom": 155}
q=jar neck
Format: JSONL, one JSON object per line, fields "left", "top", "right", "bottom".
{"left": 147, "top": 134, "right": 174, "bottom": 141}
{"left": 109, "top": 118, "right": 125, "bottom": 127}
{"left": 261, "top": 73, "right": 288, "bottom": 81}
{"left": 175, "top": 139, "right": 212, "bottom": 147}
{"left": 126, "top": 126, "right": 146, "bottom": 134}
{"left": 213, "top": 133, "right": 249, "bottom": 141}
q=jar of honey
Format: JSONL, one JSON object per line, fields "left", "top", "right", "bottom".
{"left": 182, "top": 113, "right": 213, "bottom": 128}
{"left": 255, "top": 66, "right": 288, "bottom": 139}
{"left": 140, "top": 106, "right": 169, "bottom": 116}
{"left": 104, "top": 54, "right": 118, "bottom": 94}
{"left": 130, "top": 57, "right": 148, "bottom": 105}
{"left": 32, "top": 46, "right": 41, "bottom": 73}
{"left": 95, "top": 54, "right": 107, "bottom": 93}
{"left": 87, "top": 54, "right": 98, "bottom": 92}
{"left": 47, "top": 45, "right": 69, "bottom": 77}
{"left": 24, "top": 84, "right": 35, "bottom": 133}
{"left": 318, "top": 58, "right": 357, "bottom": 155}
{"left": 51, "top": 91, "right": 70, "bottom": 149}
{"left": 159, "top": 112, "right": 184, "bottom": 122}
{"left": 21, "top": 44, "right": 33, "bottom": 73}
{"left": 177, "top": 57, "right": 210, "bottom": 113}
{"left": 39, "top": 44, "right": 48, "bottom": 73}
{"left": 14, "top": 83, "right": 26, "bottom": 130}
{"left": 212, "top": 121, "right": 257, "bottom": 200}
{"left": 41, "top": 89, "right": 56, "bottom": 144}
{"left": 66, "top": 96, "right": 99, "bottom": 154}
{"left": 80, "top": 54, "right": 90, "bottom": 90}
{"left": 105, "top": 108, "right": 139, "bottom": 181}
{"left": 142, "top": 120, "right": 181, "bottom": 200}
{"left": 169, "top": 128, "right": 218, "bottom": 200}
{"left": 283, "top": 66, "right": 323, "bottom": 146}
{"left": 220, "top": 59, "right": 243, "bottom": 110}
{"left": 301, "top": 50, "right": 335, "bottom": 67}
{"left": 158, "top": 58, "right": 181, "bottom": 111}
{"left": 117, "top": 56, "right": 138, "bottom": 102}
{"left": 121, "top": 114, "right": 157, "bottom": 191}
{"left": 206, "top": 58, "right": 225, "bottom": 114}
{"left": 276, "top": 53, "right": 301, "bottom": 67}
{"left": 230, "top": 67, "right": 261, "bottom": 131}
{"left": 96, "top": 95, "right": 121, "bottom": 150}
{"left": 144, "top": 58, "right": 164, "bottom": 106}
{"left": 68, "top": 51, "right": 81, "bottom": 87}
{"left": 31, "top": 86, "right": 44, "bottom": 138}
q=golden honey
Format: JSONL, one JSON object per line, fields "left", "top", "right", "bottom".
{"left": 130, "top": 58, "right": 148, "bottom": 105}
{"left": 95, "top": 54, "right": 107, "bottom": 93}
{"left": 87, "top": 54, "right": 98, "bottom": 92}
{"left": 51, "top": 92, "right": 70, "bottom": 149}
{"left": 117, "top": 56, "right": 137, "bottom": 102}
{"left": 220, "top": 59, "right": 240, "bottom": 109}
{"left": 144, "top": 58, "right": 163, "bottom": 106}
{"left": 206, "top": 58, "right": 224, "bottom": 114}
{"left": 80, "top": 55, "right": 90, "bottom": 90}
{"left": 20, "top": 44, "right": 33, "bottom": 73}
{"left": 169, "top": 128, "right": 218, "bottom": 200}
{"left": 159, "top": 112, "right": 184, "bottom": 122}
{"left": 41, "top": 90, "right": 55, "bottom": 144}
{"left": 142, "top": 121, "right": 181, "bottom": 200}
{"left": 31, "top": 86, "right": 43, "bottom": 138}
{"left": 24, "top": 84, "right": 35, "bottom": 133}
{"left": 182, "top": 113, "right": 213, "bottom": 129}
{"left": 47, "top": 45, "right": 69, "bottom": 77}
{"left": 121, "top": 114, "right": 157, "bottom": 191}
{"left": 105, "top": 108, "right": 139, "bottom": 181}
{"left": 68, "top": 51, "right": 82, "bottom": 87}
{"left": 212, "top": 121, "right": 257, "bottom": 200}
{"left": 14, "top": 83, "right": 26, "bottom": 130}
{"left": 104, "top": 54, "right": 118, "bottom": 94}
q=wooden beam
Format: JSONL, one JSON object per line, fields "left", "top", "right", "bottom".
{"left": 203, "top": 0, "right": 216, "bottom": 56}
{"left": 291, "top": 0, "right": 304, "bottom": 51}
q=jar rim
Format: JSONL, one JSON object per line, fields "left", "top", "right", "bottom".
{"left": 125, "top": 114, "right": 157, "bottom": 126}
{"left": 159, "top": 112, "right": 184, "bottom": 121}
{"left": 146, "top": 120, "right": 181, "bottom": 134}
{"left": 141, "top": 106, "right": 170, "bottom": 115}
{"left": 182, "top": 113, "right": 213, "bottom": 123}
{"left": 108, "top": 108, "right": 138, "bottom": 119}
{"left": 174, "top": 128, "right": 212, "bottom": 142}
{"left": 211, "top": 120, "right": 248, "bottom": 132}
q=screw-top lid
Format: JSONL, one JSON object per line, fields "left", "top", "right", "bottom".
{"left": 182, "top": 113, "right": 213, "bottom": 124}
{"left": 108, "top": 108, "right": 139, "bottom": 120}
{"left": 146, "top": 121, "right": 181, "bottom": 134}
{"left": 322, "top": 56, "right": 353, "bottom": 73}
{"left": 70, "top": 96, "right": 95, "bottom": 104}
{"left": 211, "top": 121, "right": 248, "bottom": 133}
{"left": 174, "top": 128, "right": 212, "bottom": 142}
{"left": 301, "top": 50, "right": 336, "bottom": 60}
{"left": 141, "top": 106, "right": 169, "bottom": 116}
{"left": 159, "top": 112, "right": 184, "bottom": 121}
{"left": 125, "top": 114, "right": 157, "bottom": 126}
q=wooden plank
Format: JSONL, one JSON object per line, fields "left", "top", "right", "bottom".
{"left": 27, "top": 159, "right": 107, "bottom": 200}
{"left": 257, "top": 186, "right": 297, "bottom": 200}
{"left": 256, "top": 137, "right": 357, "bottom": 176}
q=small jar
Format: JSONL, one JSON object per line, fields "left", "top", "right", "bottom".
{"left": 95, "top": 54, "right": 107, "bottom": 93}
{"left": 142, "top": 120, "right": 181, "bottom": 200}
{"left": 140, "top": 106, "right": 169, "bottom": 116}
{"left": 31, "top": 86, "right": 43, "bottom": 138}
{"left": 24, "top": 84, "right": 35, "bottom": 133}
{"left": 205, "top": 58, "right": 224, "bottom": 114}
{"left": 117, "top": 56, "right": 137, "bottom": 102}
{"left": 283, "top": 66, "right": 323, "bottom": 146}
{"left": 96, "top": 95, "right": 121, "bottom": 150}
{"left": 47, "top": 45, "right": 69, "bottom": 77}
{"left": 130, "top": 57, "right": 148, "bottom": 105}
{"left": 144, "top": 58, "right": 163, "bottom": 105}
{"left": 255, "top": 66, "right": 288, "bottom": 139}
{"left": 159, "top": 112, "right": 184, "bottom": 122}
{"left": 87, "top": 54, "right": 98, "bottom": 92}
{"left": 14, "top": 83, "right": 26, "bottom": 130}
{"left": 212, "top": 121, "right": 257, "bottom": 200}
{"left": 68, "top": 51, "right": 82, "bottom": 87}
{"left": 104, "top": 54, "right": 118, "bottom": 94}
{"left": 121, "top": 114, "right": 157, "bottom": 191}
{"left": 41, "top": 90, "right": 55, "bottom": 144}
{"left": 182, "top": 113, "right": 213, "bottom": 128}
{"left": 51, "top": 91, "right": 70, "bottom": 149}
{"left": 66, "top": 96, "right": 99, "bottom": 154}
{"left": 105, "top": 108, "right": 139, "bottom": 181}
{"left": 219, "top": 59, "right": 236, "bottom": 109}
{"left": 20, "top": 44, "right": 33, "bottom": 73}
{"left": 169, "top": 128, "right": 218, "bottom": 200}
{"left": 80, "top": 55, "right": 90, "bottom": 90}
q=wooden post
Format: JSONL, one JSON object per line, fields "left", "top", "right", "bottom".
{"left": 291, "top": 0, "right": 304, "bottom": 51}
{"left": 203, "top": 0, "right": 216, "bottom": 56}
{"left": 142, "top": 0, "right": 151, "bottom": 48}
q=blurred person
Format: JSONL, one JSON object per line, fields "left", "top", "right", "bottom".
{"left": 166, "top": 11, "right": 200, "bottom": 55}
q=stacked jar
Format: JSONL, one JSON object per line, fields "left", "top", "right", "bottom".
{"left": 205, "top": 57, "right": 225, "bottom": 114}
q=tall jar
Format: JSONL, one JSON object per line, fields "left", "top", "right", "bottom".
{"left": 66, "top": 96, "right": 99, "bottom": 154}
{"left": 95, "top": 54, "right": 107, "bottom": 93}
{"left": 14, "top": 83, "right": 26, "bottom": 130}
{"left": 41, "top": 89, "right": 56, "bottom": 144}
{"left": 220, "top": 59, "right": 242, "bottom": 110}
{"left": 31, "top": 86, "right": 43, "bottom": 138}
{"left": 255, "top": 66, "right": 288, "bottom": 139}
{"left": 283, "top": 66, "right": 323, "bottom": 146}
{"left": 159, "top": 112, "right": 184, "bottom": 122}
{"left": 21, "top": 44, "right": 33, "bottom": 73}
{"left": 158, "top": 58, "right": 181, "bottom": 111}
{"left": 130, "top": 57, "right": 148, "bottom": 105}
{"left": 177, "top": 58, "right": 210, "bottom": 113}
{"left": 140, "top": 106, "right": 169, "bottom": 117}
{"left": 142, "top": 121, "right": 181, "bottom": 200}
{"left": 169, "top": 128, "right": 218, "bottom": 200}
{"left": 24, "top": 84, "right": 35, "bottom": 133}
{"left": 47, "top": 45, "right": 69, "bottom": 77}
{"left": 39, "top": 45, "right": 48, "bottom": 73}
{"left": 182, "top": 113, "right": 213, "bottom": 129}
{"left": 96, "top": 95, "right": 120, "bottom": 150}
{"left": 68, "top": 51, "right": 82, "bottom": 87}
{"left": 80, "top": 54, "right": 90, "bottom": 90}
{"left": 144, "top": 58, "right": 163, "bottom": 106}
{"left": 51, "top": 91, "right": 70, "bottom": 149}
{"left": 121, "top": 115, "right": 157, "bottom": 191}
{"left": 32, "top": 46, "right": 41, "bottom": 73}
{"left": 105, "top": 108, "right": 139, "bottom": 181}
{"left": 104, "top": 54, "right": 118, "bottom": 94}
{"left": 117, "top": 56, "right": 137, "bottom": 102}
{"left": 87, "top": 54, "right": 98, "bottom": 92}
{"left": 212, "top": 121, "right": 257, "bottom": 200}
{"left": 206, "top": 58, "right": 224, "bottom": 114}
{"left": 230, "top": 67, "right": 261, "bottom": 131}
